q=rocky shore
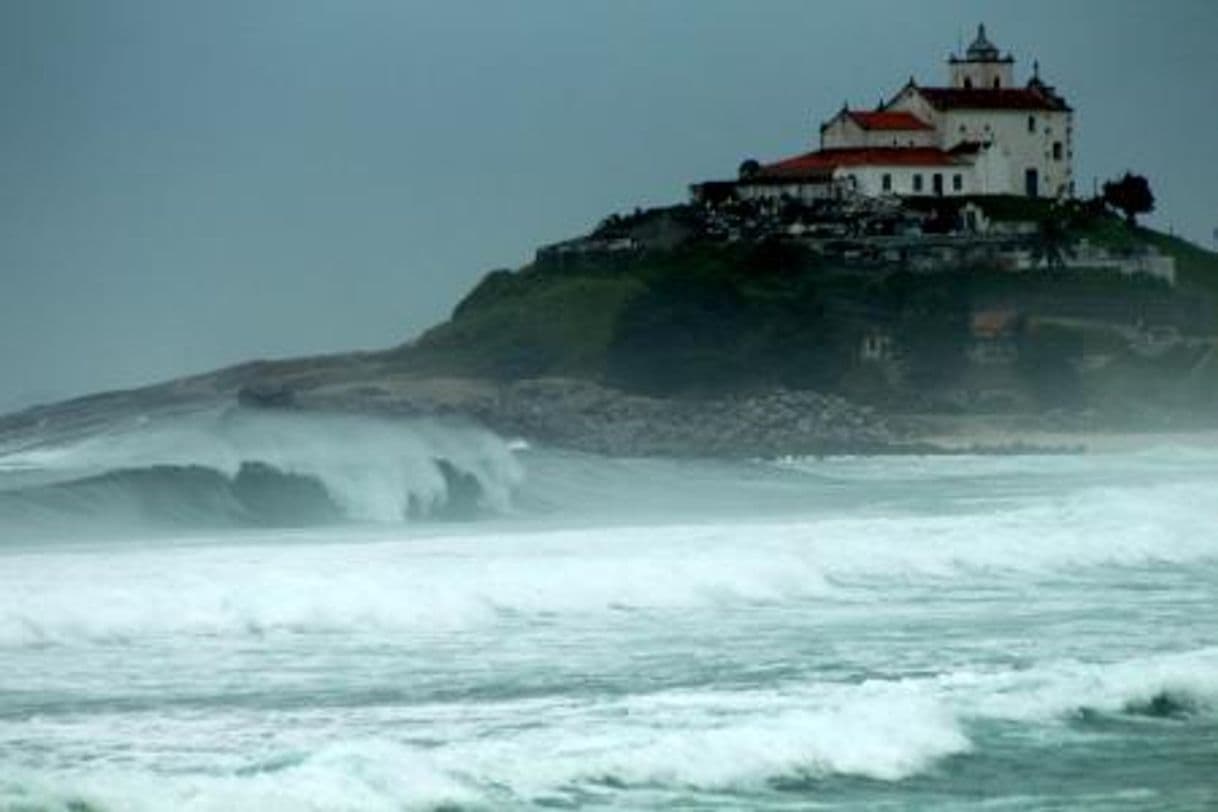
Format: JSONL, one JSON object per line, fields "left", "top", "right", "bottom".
{"left": 483, "top": 379, "right": 895, "bottom": 457}
{"left": 1, "top": 369, "right": 1137, "bottom": 459}
{"left": 295, "top": 376, "right": 898, "bottom": 457}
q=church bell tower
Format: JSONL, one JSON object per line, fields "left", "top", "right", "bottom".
{"left": 949, "top": 24, "right": 1016, "bottom": 89}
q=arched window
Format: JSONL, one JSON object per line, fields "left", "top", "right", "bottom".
{"left": 993, "top": 76, "right": 1001, "bottom": 88}
{"left": 963, "top": 77, "right": 973, "bottom": 89}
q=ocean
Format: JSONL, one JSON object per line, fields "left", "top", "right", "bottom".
{"left": 0, "top": 408, "right": 1215, "bottom": 810}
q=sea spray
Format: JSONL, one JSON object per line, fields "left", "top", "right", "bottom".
{"left": 0, "top": 408, "right": 524, "bottom": 529}
{"left": 2, "top": 447, "right": 1217, "bottom": 809}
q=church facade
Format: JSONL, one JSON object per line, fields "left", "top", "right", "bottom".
{"left": 712, "top": 26, "right": 1074, "bottom": 203}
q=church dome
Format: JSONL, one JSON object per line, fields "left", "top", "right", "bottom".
{"left": 966, "top": 24, "right": 1000, "bottom": 61}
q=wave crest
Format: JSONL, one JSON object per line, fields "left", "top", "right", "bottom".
{"left": 0, "top": 409, "right": 524, "bottom": 528}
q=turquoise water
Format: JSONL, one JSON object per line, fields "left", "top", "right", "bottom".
{"left": 0, "top": 412, "right": 1215, "bottom": 810}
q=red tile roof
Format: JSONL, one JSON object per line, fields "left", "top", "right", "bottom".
{"left": 848, "top": 111, "right": 933, "bottom": 131}
{"left": 916, "top": 86, "right": 1071, "bottom": 112}
{"left": 760, "top": 147, "right": 963, "bottom": 179}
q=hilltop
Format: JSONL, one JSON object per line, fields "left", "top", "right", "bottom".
{"left": 395, "top": 196, "right": 1218, "bottom": 422}
{"left": 3, "top": 194, "right": 1215, "bottom": 458}
{"left": 6, "top": 21, "right": 1216, "bottom": 457}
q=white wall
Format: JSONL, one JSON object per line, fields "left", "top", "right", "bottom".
{"left": 821, "top": 115, "right": 937, "bottom": 149}
{"left": 971, "top": 143, "right": 1012, "bottom": 195}
{"left": 939, "top": 109, "right": 1073, "bottom": 197}
{"left": 887, "top": 86, "right": 1074, "bottom": 198}
{"left": 949, "top": 59, "right": 1015, "bottom": 90}
{"left": 886, "top": 87, "right": 943, "bottom": 132}
{"left": 835, "top": 164, "right": 977, "bottom": 197}
{"left": 820, "top": 116, "right": 861, "bottom": 149}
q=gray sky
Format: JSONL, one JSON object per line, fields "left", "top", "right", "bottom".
{"left": 3, "top": 0, "right": 1217, "bottom": 411}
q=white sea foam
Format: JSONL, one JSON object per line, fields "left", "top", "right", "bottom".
{"left": 2, "top": 468, "right": 1216, "bottom": 646}
{"left": 0, "top": 692, "right": 972, "bottom": 810}
{"left": 932, "top": 646, "right": 1218, "bottom": 722}
{"left": 474, "top": 692, "right": 971, "bottom": 790}
{"left": 0, "top": 523, "right": 835, "bottom": 645}
{"left": 0, "top": 740, "right": 479, "bottom": 812}
{"left": 3, "top": 435, "right": 1217, "bottom": 809}
{"left": 3, "top": 648, "right": 1216, "bottom": 807}
{"left": 491, "top": 647, "right": 1218, "bottom": 791}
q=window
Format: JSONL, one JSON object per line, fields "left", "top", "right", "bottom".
{"left": 1053, "top": 141, "right": 1064, "bottom": 161}
{"left": 963, "top": 77, "right": 973, "bottom": 89}
{"left": 912, "top": 174, "right": 923, "bottom": 193}
{"left": 1028, "top": 115, "right": 1036, "bottom": 133}
{"left": 952, "top": 174, "right": 963, "bottom": 192}
{"left": 882, "top": 173, "right": 893, "bottom": 192}
{"left": 992, "top": 76, "right": 1001, "bottom": 88}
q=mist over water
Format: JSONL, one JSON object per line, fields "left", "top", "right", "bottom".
{"left": 1, "top": 413, "right": 1216, "bottom": 810}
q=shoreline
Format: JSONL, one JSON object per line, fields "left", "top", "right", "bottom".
{"left": 892, "top": 413, "right": 1218, "bottom": 456}
{"left": 912, "top": 428, "right": 1218, "bottom": 455}
{"left": 291, "top": 379, "right": 1217, "bottom": 458}
{"left": 3, "top": 372, "right": 1216, "bottom": 460}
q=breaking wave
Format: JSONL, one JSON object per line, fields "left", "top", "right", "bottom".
{"left": 0, "top": 741, "right": 479, "bottom": 812}
{"left": 0, "top": 697, "right": 970, "bottom": 811}
{"left": 0, "top": 409, "right": 524, "bottom": 529}
{"left": 2, "top": 477, "right": 1216, "bottom": 646}
{"left": 5, "top": 647, "right": 1216, "bottom": 809}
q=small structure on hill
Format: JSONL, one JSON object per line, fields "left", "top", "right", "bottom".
{"left": 538, "top": 26, "right": 1175, "bottom": 287}
{"left": 693, "top": 24, "right": 1074, "bottom": 204}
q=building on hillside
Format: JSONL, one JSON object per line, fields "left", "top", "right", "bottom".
{"left": 694, "top": 25, "right": 1074, "bottom": 204}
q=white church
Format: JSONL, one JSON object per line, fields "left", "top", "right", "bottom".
{"left": 716, "top": 25, "right": 1074, "bottom": 203}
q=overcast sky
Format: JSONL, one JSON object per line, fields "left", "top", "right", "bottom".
{"left": 3, "top": 0, "right": 1217, "bottom": 411}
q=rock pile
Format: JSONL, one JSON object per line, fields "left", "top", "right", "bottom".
{"left": 472, "top": 379, "right": 893, "bottom": 457}
{"left": 293, "top": 376, "right": 895, "bottom": 457}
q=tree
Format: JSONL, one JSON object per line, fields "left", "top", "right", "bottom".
{"left": 738, "top": 158, "right": 761, "bottom": 180}
{"left": 1102, "top": 172, "right": 1155, "bottom": 225}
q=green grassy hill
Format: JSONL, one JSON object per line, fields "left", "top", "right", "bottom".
{"left": 397, "top": 243, "right": 854, "bottom": 395}
{"left": 390, "top": 208, "right": 1218, "bottom": 416}
{"left": 404, "top": 273, "right": 645, "bottom": 380}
